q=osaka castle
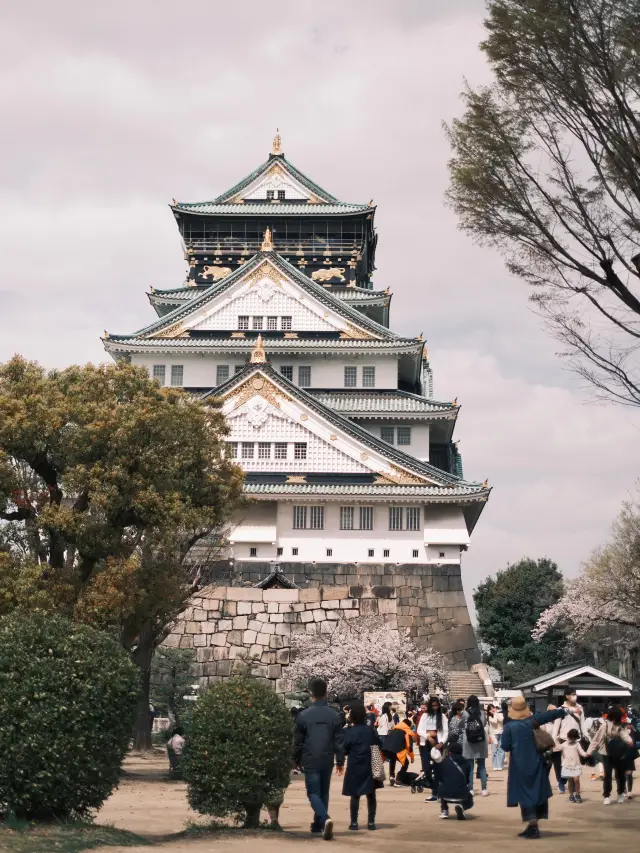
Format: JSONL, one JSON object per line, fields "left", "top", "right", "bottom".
{"left": 103, "top": 132, "right": 491, "bottom": 669}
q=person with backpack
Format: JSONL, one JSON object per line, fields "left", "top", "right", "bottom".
{"left": 461, "top": 695, "right": 489, "bottom": 797}
{"left": 417, "top": 696, "right": 449, "bottom": 802}
{"left": 586, "top": 705, "right": 633, "bottom": 804}
{"left": 431, "top": 741, "right": 474, "bottom": 820}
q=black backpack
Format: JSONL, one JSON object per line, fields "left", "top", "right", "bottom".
{"left": 606, "top": 731, "right": 628, "bottom": 762}
{"left": 465, "top": 710, "right": 486, "bottom": 744}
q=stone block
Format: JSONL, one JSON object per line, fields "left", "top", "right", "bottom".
{"left": 214, "top": 646, "right": 230, "bottom": 660}
{"left": 343, "top": 609, "right": 359, "bottom": 619}
{"left": 267, "top": 664, "right": 282, "bottom": 679}
{"left": 305, "top": 602, "right": 321, "bottom": 610}
{"left": 320, "top": 621, "right": 335, "bottom": 634}
{"left": 201, "top": 586, "right": 227, "bottom": 600}
{"left": 261, "top": 622, "right": 276, "bottom": 635}
{"left": 249, "top": 644, "right": 264, "bottom": 659}
{"left": 313, "top": 609, "right": 326, "bottom": 622}
{"left": 269, "top": 636, "right": 285, "bottom": 649}
{"left": 232, "top": 615, "right": 248, "bottom": 630}
{"left": 306, "top": 622, "right": 319, "bottom": 633}
{"left": 278, "top": 602, "right": 293, "bottom": 613}
{"left": 190, "top": 663, "right": 204, "bottom": 677}
{"left": 275, "top": 678, "right": 290, "bottom": 694}
{"left": 437, "top": 607, "right": 454, "bottom": 621}
{"left": 203, "top": 662, "right": 217, "bottom": 676}
{"left": 206, "top": 600, "right": 220, "bottom": 612}
{"left": 248, "top": 620, "right": 262, "bottom": 633}
{"left": 452, "top": 607, "right": 471, "bottom": 625}
{"left": 182, "top": 606, "right": 194, "bottom": 621}
{"left": 348, "top": 585, "right": 364, "bottom": 599}
{"left": 193, "top": 608, "right": 207, "bottom": 621}
{"left": 203, "top": 620, "right": 220, "bottom": 632}
{"left": 237, "top": 601, "right": 253, "bottom": 615}
{"left": 299, "top": 587, "right": 321, "bottom": 602}
{"left": 217, "top": 619, "right": 232, "bottom": 632}
{"left": 270, "top": 613, "right": 284, "bottom": 623}
{"left": 179, "top": 635, "right": 193, "bottom": 649}
{"left": 243, "top": 630, "right": 257, "bottom": 645}
{"left": 254, "top": 611, "right": 268, "bottom": 623}
{"left": 326, "top": 610, "right": 339, "bottom": 620}
{"left": 321, "top": 600, "right": 341, "bottom": 610}
{"left": 340, "top": 599, "right": 358, "bottom": 609}
{"left": 377, "top": 598, "right": 396, "bottom": 615}
{"left": 300, "top": 610, "right": 314, "bottom": 623}
{"left": 267, "top": 602, "right": 279, "bottom": 614}
{"left": 263, "top": 589, "right": 299, "bottom": 602}
{"left": 193, "top": 634, "right": 207, "bottom": 647}
{"left": 226, "top": 587, "right": 263, "bottom": 601}
{"left": 210, "top": 633, "right": 227, "bottom": 646}
{"left": 229, "top": 645, "right": 247, "bottom": 659}
{"left": 222, "top": 601, "right": 237, "bottom": 617}
{"left": 276, "top": 648, "right": 290, "bottom": 665}
{"left": 184, "top": 622, "right": 201, "bottom": 634}
{"left": 170, "top": 622, "right": 185, "bottom": 634}
{"left": 274, "top": 623, "right": 290, "bottom": 636}
{"left": 256, "top": 632, "right": 271, "bottom": 645}
{"left": 321, "top": 585, "right": 349, "bottom": 600}
{"left": 162, "top": 634, "right": 180, "bottom": 648}
{"left": 227, "top": 629, "right": 243, "bottom": 646}
{"left": 292, "top": 602, "right": 306, "bottom": 612}
{"left": 360, "top": 599, "right": 379, "bottom": 616}
{"left": 217, "top": 660, "right": 233, "bottom": 677}
{"left": 396, "top": 616, "right": 412, "bottom": 628}
{"left": 196, "top": 647, "right": 213, "bottom": 662}
{"left": 426, "top": 591, "right": 467, "bottom": 609}
{"left": 283, "top": 612, "right": 298, "bottom": 623}
{"left": 252, "top": 602, "right": 266, "bottom": 613}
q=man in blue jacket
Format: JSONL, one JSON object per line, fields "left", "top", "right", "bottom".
{"left": 294, "top": 678, "right": 345, "bottom": 840}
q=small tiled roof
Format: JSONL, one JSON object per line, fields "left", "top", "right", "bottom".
{"left": 211, "top": 154, "right": 339, "bottom": 204}
{"left": 105, "top": 337, "right": 420, "bottom": 353}
{"left": 332, "top": 288, "right": 390, "bottom": 303}
{"left": 310, "top": 390, "right": 457, "bottom": 416}
{"left": 172, "top": 201, "right": 370, "bottom": 216}
{"left": 106, "top": 251, "right": 408, "bottom": 344}
{"left": 244, "top": 483, "right": 485, "bottom": 498}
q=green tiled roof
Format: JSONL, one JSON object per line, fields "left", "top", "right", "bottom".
{"left": 106, "top": 251, "right": 408, "bottom": 343}
{"left": 172, "top": 201, "right": 370, "bottom": 216}
{"left": 333, "top": 288, "right": 389, "bottom": 303}
{"left": 309, "top": 390, "right": 458, "bottom": 415}
{"left": 214, "top": 154, "right": 339, "bottom": 203}
{"left": 244, "top": 483, "right": 485, "bottom": 497}
{"left": 105, "top": 337, "right": 420, "bottom": 353}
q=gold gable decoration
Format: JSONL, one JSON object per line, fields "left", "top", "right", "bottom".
{"left": 250, "top": 333, "right": 267, "bottom": 364}
{"left": 225, "top": 373, "right": 293, "bottom": 413}
{"left": 261, "top": 227, "right": 274, "bottom": 252}
{"left": 339, "top": 323, "right": 373, "bottom": 340}
{"left": 272, "top": 129, "right": 282, "bottom": 155}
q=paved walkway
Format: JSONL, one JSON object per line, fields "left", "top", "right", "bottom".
{"left": 94, "top": 753, "right": 639, "bottom": 852}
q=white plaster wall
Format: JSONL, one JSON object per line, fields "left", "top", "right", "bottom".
{"left": 355, "top": 420, "right": 430, "bottom": 460}
{"left": 131, "top": 354, "right": 246, "bottom": 387}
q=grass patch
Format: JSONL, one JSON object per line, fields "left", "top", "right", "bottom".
{"left": 0, "top": 821, "right": 150, "bottom": 853}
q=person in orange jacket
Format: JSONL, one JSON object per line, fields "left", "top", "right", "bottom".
{"left": 383, "top": 710, "right": 419, "bottom": 786}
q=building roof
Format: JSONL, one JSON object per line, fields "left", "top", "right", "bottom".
{"left": 148, "top": 283, "right": 388, "bottom": 307}
{"left": 516, "top": 663, "right": 632, "bottom": 694}
{"left": 104, "top": 336, "right": 421, "bottom": 355}
{"left": 310, "top": 390, "right": 458, "bottom": 418}
{"left": 106, "top": 251, "right": 411, "bottom": 345}
{"left": 171, "top": 201, "right": 371, "bottom": 217}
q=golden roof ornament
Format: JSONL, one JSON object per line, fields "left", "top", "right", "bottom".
{"left": 261, "top": 226, "right": 274, "bottom": 252}
{"left": 250, "top": 333, "right": 267, "bottom": 364}
{"left": 482, "top": 479, "right": 489, "bottom": 488}
{"left": 272, "top": 128, "right": 282, "bottom": 155}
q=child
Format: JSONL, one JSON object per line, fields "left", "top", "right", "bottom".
{"left": 560, "top": 728, "right": 587, "bottom": 802}
{"left": 166, "top": 727, "right": 185, "bottom": 775}
{"left": 431, "top": 742, "right": 474, "bottom": 820}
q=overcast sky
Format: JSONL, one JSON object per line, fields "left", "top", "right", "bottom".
{"left": 1, "top": 0, "right": 638, "bottom": 605}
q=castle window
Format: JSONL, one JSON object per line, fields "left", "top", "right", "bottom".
{"left": 381, "top": 427, "right": 395, "bottom": 444}
{"left": 389, "top": 507, "right": 403, "bottom": 531}
{"left": 170, "top": 365, "right": 184, "bottom": 386}
{"left": 294, "top": 442, "right": 307, "bottom": 460}
{"left": 266, "top": 190, "right": 275, "bottom": 200}
{"left": 252, "top": 316, "right": 263, "bottom": 330}
{"left": 249, "top": 547, "right": 258, "bottom": 557}
{"left": 368, "top": 549, "right": 375, "bottom": 558}
{"left": 216, "top": 365, "right": 229, "bottom": 385}
{"left": 238, "top": 315, "right": 249, "bottom": 330}
{"left": 293, "top": 506, "right": 307, "bottom": 529}
{"left": 277, "top": 547, "right": 283, "bottom": 556}
{"left": 241, "top": 442, "right": 255, "bottom": 459}
{"left": 267, "top": 316, "right": 278, "bottom": 330}
{"left": 344, "top": 367, "right": 357, "bottom": 388}
{"left": 281, "top": 316, "right": 292, "bottom": 330}
{"left": 280, "top": 365, "right": 293, "bottom": 381}
{"left": 226, "top": 442, "right": 237, "bottom": 458}
{"left": 258, "top": 442, "right": 271, "bottom": 459}
{"left": 326, "top": 548, "right": 332, "bottom": 557}
{"left": 383, "top": 549, "right": 390, "bottom": 558}
{"left": 406, "top": 507, "right": 421, "bottom": 531}
{"left": 152, "top": 364, "right": 166, "bottom": 385}
{"left": 439, "top": 551, "right": 446, "bottom": 558}
{"left": 274, "top": 443, "right": 288, "bottom": 459}
{"left": 309, "top": 506, "right": 324, "bottom": 529}
{"left": 278, "top": 190, "right": 286, "bottom": 200}
{"left": 359, "top": 506, "right": 373, "bottom": 530}
{"left": 362, "top": 366, "right": 376, "bottom": 388}
{"left": 298, "top": 366, "right": 312, "bottom": 387}
{"left": 413, "top": 549, "right": 419, "bottom": 558}
{"left": 292, "top": 547, "right": 299, "bottom": 556}
{"left": 397, "top": 427, "right": 411, "bottom": 446}
{"left": 340, "top": 506, "right": 354, "bottom": 530}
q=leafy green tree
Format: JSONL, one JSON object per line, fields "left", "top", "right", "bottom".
{"left": 474, "top": 557, "right": 567, "bottom": 684}
{"left": 0, "top": 356, "right": 244, "bottom": 749}
{"left": 447, "top": 0, "right": 640, "bottom": 406}
{"left": 183, "top": 678, "right": 294, "bottom": 828}
{"left": 150, "top": 646, "right": 196, "bottom": 727}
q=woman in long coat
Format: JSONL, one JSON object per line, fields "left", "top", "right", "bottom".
{"left": 501, "top": 697, "right": 566, "bottom": 839}
{"left": 342, "top": 703, "right": 382, "bottom": 831}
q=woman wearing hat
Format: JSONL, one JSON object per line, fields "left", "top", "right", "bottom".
{"left": 500, "top": 696, "right": 566, "bottom": 839}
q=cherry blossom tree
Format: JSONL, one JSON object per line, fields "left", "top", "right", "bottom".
{"left": 533, "top": 495, "right": 640, "bottom": 675}
{"left": 286, "top": 616, "right": 448, "bottom": 698}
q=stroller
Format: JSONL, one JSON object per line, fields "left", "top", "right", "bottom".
{"left": 382, "top": 727, "right": 426, "bottom": 792}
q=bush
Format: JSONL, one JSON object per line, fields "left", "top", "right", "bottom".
{"left": 183, "top": 678, "right": 294, "bottom": 827}
{"left": 0, "top": 613, "right": 138, "bottom": 820}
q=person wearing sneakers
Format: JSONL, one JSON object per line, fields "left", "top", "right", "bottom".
{"left": 560, "top": 729, "right": 587, "bottom": 803}
{"left": 461, "top": 695, "right": 490, "bottom": 797}
{"left": 294, "top": 677, "right": 345, "bottom": 840}
{"left": 586, "top": 705, "right": 633, "bottom": 805}
{"left": 417, "top": 696, "right": 449, "bottom": 803}
{"left": 431, "top": 742, "right": 474, "bottom": 821}
{"left": 500, "top": 696, "right": 565, "bottom": 840}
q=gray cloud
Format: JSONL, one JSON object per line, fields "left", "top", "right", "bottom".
{"left": 1, "top": 0, "right": 637, "bottom": 604}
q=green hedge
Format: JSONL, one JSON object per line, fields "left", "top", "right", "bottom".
{"left": 183, "top": 678, "right": 293, "bottom": 827}
{"left": 0, "top": 613, "right": 138, "bottom": 820}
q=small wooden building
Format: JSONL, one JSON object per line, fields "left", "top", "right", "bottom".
{"left": 516, "top": 662, "right": 632, "bottom": 712}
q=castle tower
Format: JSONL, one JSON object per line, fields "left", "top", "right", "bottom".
{"left": 104, "top": 136, "right": 490, "bottom": 670}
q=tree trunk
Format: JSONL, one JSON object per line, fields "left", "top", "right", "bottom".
{"left": 243, "top": 802, "right": 262, "bottom": 829}
{"left": 132, "top": 631, "right": 155, "bottom": 752}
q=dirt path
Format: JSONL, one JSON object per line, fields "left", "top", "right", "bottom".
{"left": 94, "top": 753, "right": 639, "bottom": 853}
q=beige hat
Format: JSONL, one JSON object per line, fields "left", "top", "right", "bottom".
{"left": 510, "top": 696, "right": 533, "bottom": 720}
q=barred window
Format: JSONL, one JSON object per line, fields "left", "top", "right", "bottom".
{"left": 298, "top": 366, "right": 311, "bottom": 387}
{"left": 277, "top": 547, "right": 283, "bottom": 556}
{"left": 170, "top": 365, "right": 184, "bottom": 386}
{"left": 383, "top": 549, "right": 390, "bottom": 558}
{"left": 406, "top": 507, "right": 421, "bottom": 531}
{"left": 294, "top": 442, "right": 307, "bottom": 460}
{"left": 389, "top": 506, "right": 403, "bottom": 531}
{"left": 241, "top": 442, "right": 254, "bottom": 459}
{"left": 359, "top": 506, "right": 374, "bottom": 530}
{"left": 281, "top": 316, "right": 292, "bottom": 330}
{"left": 238, "top": 315, "right": 249, "bottom": 330}
{"left": 152, "top": 364, "right": 166, "bottom": 385}
{"left": 292, "top": 547, "right": 299, "bottom": 556}
{"left": 266, "top": 190, "right": 274, "bottom": 200}
{"left": 267, "top": 316, "right": 278, "bottom": 330}
{"left": 340, "top": 506, "right": 354, "bottom": 530}
{"left": 309, "top": 506, "right": 324, "bottom": 530}
{"left": 368, "top": 549, "right": 375, "bottom": 558}
{"left": 216, "top": 365, "right": 229, "bottom": 385}
{"left": 413, "top": 549, "right": 419, "bottom": 558}
{"left": 326, "top": 548, "right": 332, "bottom": 557}
{"left": 249, "top": 547, "right": 257, "bottom": 557}
{"left": 277, "top": 190, "right": 286, "bottom": 200}
{"left": 344, "top": 366, "right": 357, "bottom": 388}
{"left": 226, "top": 442, "right": 237, "bottom": 459}
{"left": 280, "top": 365, "right": 293, "bottom": 381}
{"left": 258, "top": 442, "right": 271, "bottom": 459}
{"left": 397, "top": 427, "right": 411, "bottom": 446}
{"left": 252, "top": 316, "right": 263, "bottom": 330}
{"left": 293, "top": 506, "right": 307, "bottom": 530}
{"left": 381, "top": 427, "right": 395, "bottom": 444}
{"left": 274, "top": 442, "right": 288, "bottom": 459}
{"left": 362, "top": 367, "right": 376, "bottom": 387}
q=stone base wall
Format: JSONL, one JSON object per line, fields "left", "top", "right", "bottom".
{"left": 165, "top": 560, "right": 480, "bottom": 692}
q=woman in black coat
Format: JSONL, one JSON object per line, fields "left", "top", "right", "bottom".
{"left": 342, "top": 702, "right": 381, "bottom": 830}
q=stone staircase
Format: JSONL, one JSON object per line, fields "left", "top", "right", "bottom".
{"left": 444, "top": 669, "right": 490, "bottom": 702}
